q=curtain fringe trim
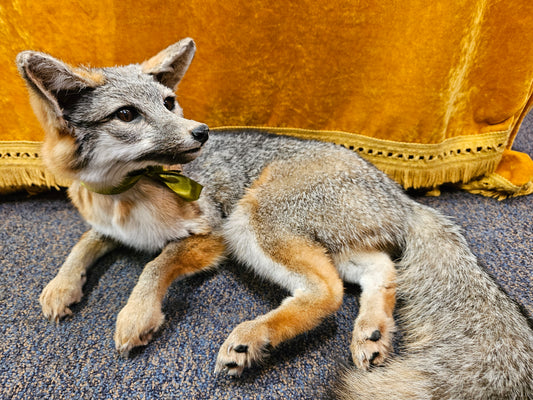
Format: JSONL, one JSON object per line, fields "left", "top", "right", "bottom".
{"left": 1, "top": 129, "right": 525, "bottom": 199}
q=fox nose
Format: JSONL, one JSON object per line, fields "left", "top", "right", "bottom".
{"left": 191, "top": 124, "right": 209, "bottom": 144}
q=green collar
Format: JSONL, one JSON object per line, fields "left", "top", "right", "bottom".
{"left": 80, "top": 166, "right": 203, "bottom": 201}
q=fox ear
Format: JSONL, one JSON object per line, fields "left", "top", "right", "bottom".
{"left": 142, "top": 38, "right": 196, "bottom": 90}
{"left": 16, "top": 51, "right": 103, "bottom": 120}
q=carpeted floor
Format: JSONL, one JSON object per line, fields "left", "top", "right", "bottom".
{"left": 1, "top": 117, "right": 532, "bottom": 399}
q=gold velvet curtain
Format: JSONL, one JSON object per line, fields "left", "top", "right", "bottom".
{"left": 2, "top": 0, "right": 533, "bottom": 197}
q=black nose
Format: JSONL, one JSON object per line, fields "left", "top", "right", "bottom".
{"left": 191, "top": 124, "right": 209, "bottom": 144}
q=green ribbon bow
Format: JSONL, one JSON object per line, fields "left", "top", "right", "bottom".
{"left": 81, "top": 166, "right": 203, "bottom": 201}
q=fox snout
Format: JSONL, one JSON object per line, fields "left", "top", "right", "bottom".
{"left": 191, "top": 124, "right": 209, "bottom": 145}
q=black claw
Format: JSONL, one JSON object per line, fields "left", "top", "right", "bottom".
{"left": 234, "top": 345, "right": 248, "bottom": 353}
{"left": 225, "top": 362, "right": 239, "bottom": 368}
{"left": 369, "top": 330, "right": 381, "bottom": 342}
{"left": 370, "top": 351, "right": 380, "bottom": 363}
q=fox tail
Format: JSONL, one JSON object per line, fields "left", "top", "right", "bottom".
{"left": 337, "top": 204, "right": 533, "bottom": 399}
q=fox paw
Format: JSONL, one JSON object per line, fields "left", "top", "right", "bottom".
{"left": 215, "top": 320, "right": 271, "bottom": 376}
{"left": 39, "top": 273, "right": 86, "bottom": 322}
{"left": 350, "top": 315, "right": 395, "bottom": 370}
{"left": 114, "top": 300, "right": 164, "bottom": 357}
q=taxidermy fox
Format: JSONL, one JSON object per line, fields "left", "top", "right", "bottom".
{"left": 17, "top": 38, "right": 533, "bottom": 399}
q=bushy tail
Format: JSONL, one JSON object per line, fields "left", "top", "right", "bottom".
{"left": 337, "top": 204, "right": 533, "bottom": 399}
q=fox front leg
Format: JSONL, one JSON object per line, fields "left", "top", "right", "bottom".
{"left": 114, "top": 234, "right": 225, "bottom": 356}
{"left": 40, "top": 229, "right": 117, "bottom": 322}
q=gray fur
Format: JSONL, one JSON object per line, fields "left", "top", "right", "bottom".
{"left": 337, "top": 202, "right": 533, "bottom": 399}
{"left": 61, "top": 65, "right": 191, "bottom": 166}
{"left": 186, "top": 131, "right": 413, "bottom": 253}
{"left": 186, "top": 130, "right": 533, "bottom": 399}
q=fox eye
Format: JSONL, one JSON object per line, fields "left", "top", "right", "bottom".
{"left": 115, "top": 107, "right": 138, "bottom": 122}
{"left": 164, "top": 97, "right": 175, "bottom": 111}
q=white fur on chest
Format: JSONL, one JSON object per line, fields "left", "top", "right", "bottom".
{"left": 93, "top": 202, "right": 200, "bottom": 252}
{"left": 70, "top": 182, "right": 210, "bottom": 252}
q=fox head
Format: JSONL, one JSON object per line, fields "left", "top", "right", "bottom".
{"left": 16, "top": 38, "right": 208, "bottom": 189}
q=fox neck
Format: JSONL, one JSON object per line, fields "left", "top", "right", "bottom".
{"left": 68, "top": 178, "right": 209, "bottom": 252}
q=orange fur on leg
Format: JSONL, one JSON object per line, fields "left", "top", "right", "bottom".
{"left": 152, "top": 233, "right": 226, "bottom": 295}
{"left": 215, "top": 237, "right": 344, "bottom": 375}
{"left": 265, "top": 238, "right": 344, "bottom": 346}
{"left": 114, "top": 234, "right": 226, "bottom": 356}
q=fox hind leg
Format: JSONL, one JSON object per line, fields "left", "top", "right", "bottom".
{"left": 338, "top": 251, "right": 397, "bottom": 369}
{"left": 215, "top": 236, "right": 344, "bottom": 376}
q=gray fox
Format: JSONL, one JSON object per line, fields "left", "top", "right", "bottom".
{"left": 17, "top": 38, "right": 533, "bottom": 399}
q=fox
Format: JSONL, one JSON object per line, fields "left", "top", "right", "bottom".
{"left": 16, "top": 38, "right": 533, "bottom": 399}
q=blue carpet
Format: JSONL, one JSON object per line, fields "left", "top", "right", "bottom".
{"left": 1, "top": 116, "right": 531, "bottom": 399}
